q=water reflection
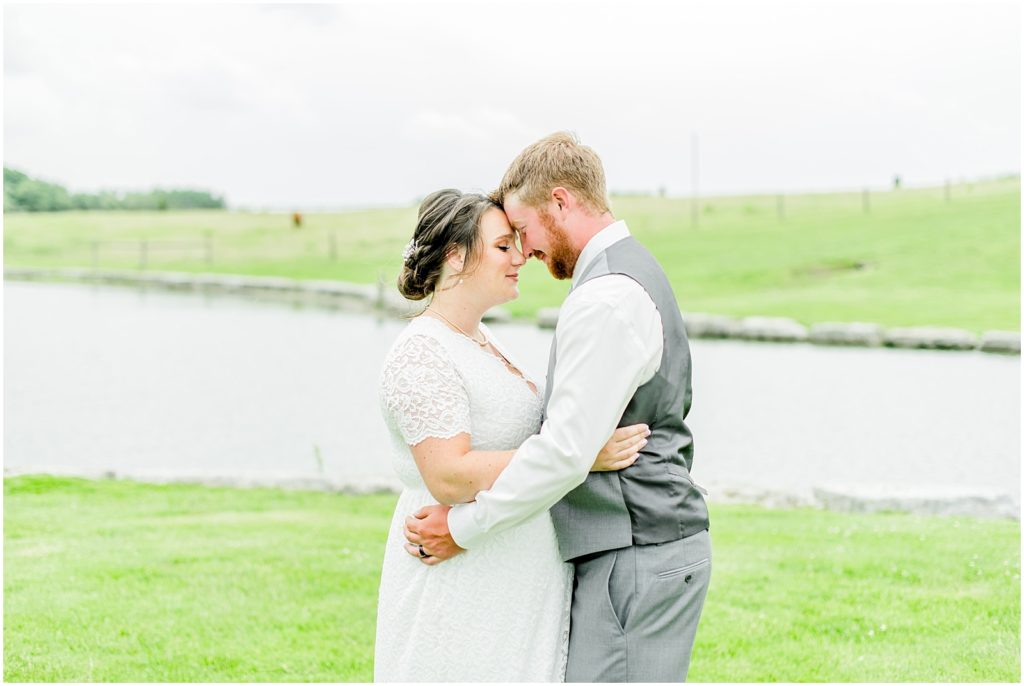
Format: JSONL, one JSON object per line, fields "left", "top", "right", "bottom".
{"left": 4, "top": 280, "right": 1019, "bottom": 504}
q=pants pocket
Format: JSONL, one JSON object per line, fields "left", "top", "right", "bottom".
{"left": 656, "top": 556, "right": 710, "bottom": 581}
{"left": 604, "top": 550, "right": 630, "bottom": 634}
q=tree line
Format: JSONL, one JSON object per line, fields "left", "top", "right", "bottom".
{"left": 3, "top": 167, "right": 226, "bottom": 212}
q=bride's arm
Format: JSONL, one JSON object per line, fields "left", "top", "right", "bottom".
{"left": 411, "top": 424, "right": 649, "bottom": 506}
{"left": 410, "top": 435, "right": 513, "bottom": 506}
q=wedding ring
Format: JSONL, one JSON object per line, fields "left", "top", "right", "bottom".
{"left": 418, "top": 544, "right": 430, "bottom": 558}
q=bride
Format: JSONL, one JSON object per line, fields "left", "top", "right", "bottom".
{"left": 375, "top": 189, "right": 648, "bottom": 682}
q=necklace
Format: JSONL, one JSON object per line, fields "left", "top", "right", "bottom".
{"left": 425, "top": 307, "right": 537, "bottom": 396}
{"left": 425, "top": 307, "right": 488, "bottom": 347}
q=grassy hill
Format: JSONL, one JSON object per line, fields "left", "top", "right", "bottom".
{"left": 3, "top": 177, "right": 1019, "bottom": 332}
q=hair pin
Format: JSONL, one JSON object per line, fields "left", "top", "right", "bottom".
{"left": 402, "top": 238, "right": 418, "bottom": 264}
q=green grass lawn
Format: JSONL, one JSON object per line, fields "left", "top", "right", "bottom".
{"left": 4, "top": 177, "right": 1020, "bottom": 332}
{"left": 4, "top": 475, "right": 1019, "bottom": 682}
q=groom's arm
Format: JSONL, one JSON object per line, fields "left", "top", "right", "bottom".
{"left": 446, "top": 277, "right": 662, "bottom": 550}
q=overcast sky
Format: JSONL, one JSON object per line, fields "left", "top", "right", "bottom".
{"left": 3, "top": 1, "right": 1020, "bottom": 210}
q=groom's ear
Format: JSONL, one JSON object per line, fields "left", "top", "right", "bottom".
{"left": 551, "top": 186, "right": 572, "bottom": 214}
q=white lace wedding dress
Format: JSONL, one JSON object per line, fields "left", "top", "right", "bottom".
{"left": 374, "top": 317, "right": 572, "bottom": 683}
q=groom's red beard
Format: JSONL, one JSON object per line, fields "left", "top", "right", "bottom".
{"left": 538, "top": 209, "right": 579, "bottom": 280}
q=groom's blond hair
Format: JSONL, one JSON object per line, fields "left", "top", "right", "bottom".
{"left": 493, "top": 132, "right": 610, "bottom": 215}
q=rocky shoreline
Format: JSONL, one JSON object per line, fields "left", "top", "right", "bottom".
{"left": 5, "top": 267, "right": 1019, "bottom": 354}
{"left": 4, "top": 466, "right": 1018, "bottom": 520}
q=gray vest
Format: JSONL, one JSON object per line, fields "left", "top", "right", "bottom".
{"left": 545, "top": 236, "right": 710, "bottom": 562}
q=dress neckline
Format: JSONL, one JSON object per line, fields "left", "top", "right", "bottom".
{"left": 414, "top": 316, "right": 539, "bottom": 398}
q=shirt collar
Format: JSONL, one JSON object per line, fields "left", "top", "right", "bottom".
{"left": 571, "top": 220, "right": 630, "bottom": 289}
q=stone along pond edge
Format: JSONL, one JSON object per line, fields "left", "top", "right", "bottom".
{"left": 3, "top": 466, "right": 1018, "bottom": 520}
{"left": 5, "top": 267, "right": 1019, "bottom": 354}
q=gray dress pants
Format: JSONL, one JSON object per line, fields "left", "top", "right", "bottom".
{"left": 564, "top": 529, "right": 711, "bottom": 683}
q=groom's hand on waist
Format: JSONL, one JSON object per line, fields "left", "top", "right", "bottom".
{"left": 404, "top": 504, "right": 465, "bottom": 565}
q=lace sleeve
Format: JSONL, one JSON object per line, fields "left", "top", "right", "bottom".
{"left": 380, "top": 333, "right": 472, "bottom": 446}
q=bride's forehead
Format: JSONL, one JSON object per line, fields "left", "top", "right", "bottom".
{"left": 479, "top": 208, "right": 513, "bottom": 238}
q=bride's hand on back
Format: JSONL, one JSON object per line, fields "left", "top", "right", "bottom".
{"left": 592, "top": 423, "right": 650, "bottom": 472}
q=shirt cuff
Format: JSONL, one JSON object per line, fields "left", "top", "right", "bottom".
{"left": 447, "top": 502, "right": 482, "bottom": 549}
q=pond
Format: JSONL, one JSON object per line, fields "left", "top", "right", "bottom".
{"left": 4, "top": 280, "right": 1019, "bottom": 507}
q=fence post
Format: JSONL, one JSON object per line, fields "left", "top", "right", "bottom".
{"left": 139, "top": 240, "right": 148, "bottom": 270}
{"left": 944, "top": 179, "right": 951, "bottom": 203}
{"left": 329, "top": 230, "right": 338, "bottom": 262}
{"left": 91, "top": 241, "right": 99, "bottom": 270}
{"left": 776, "top": 194, "right": 785, "bottom": 222}
{"left": 861, "top": 188, "right": 870, "bottom": 214}
{"left": 204, "top": 230, "right": 213, "bottom": 264}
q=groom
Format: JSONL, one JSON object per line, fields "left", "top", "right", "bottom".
{"left": 404, "top": 132, "right": 711, "bottom": 682}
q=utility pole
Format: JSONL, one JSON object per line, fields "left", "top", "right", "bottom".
{"left": 691, "top": 133, "right": 699, "bottom": 228}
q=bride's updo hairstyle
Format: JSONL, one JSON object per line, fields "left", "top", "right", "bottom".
{"left": 398, "top": 189, "right": 498, "bottom": 300}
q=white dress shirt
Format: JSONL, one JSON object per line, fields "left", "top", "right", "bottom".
{"left": 448, "top": 220, "right": 665, "bottom": 548}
